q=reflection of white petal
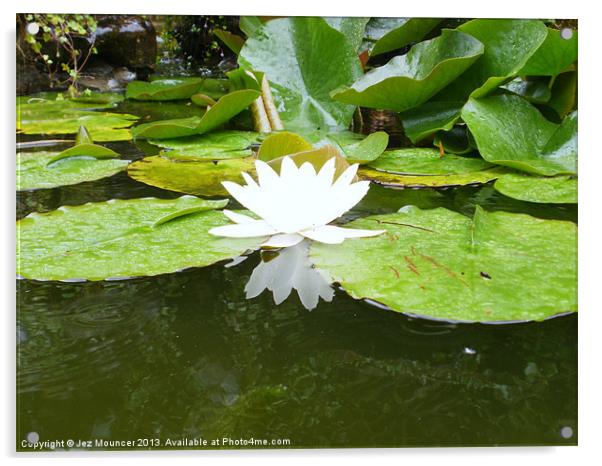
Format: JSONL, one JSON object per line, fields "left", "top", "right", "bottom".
{"left": 223, "top": 209, "right": 256, "bottom": 224}
{"left": 301, "top": 225, "right": 386, "bottom": 244}
{"left": 243, "top": 240, "right": 333, "bottom": 311}
{"left": 262, "top": 233, "right": 304, "bottom": 248}
{"left": 209, "top": 221, "right": 276, "bottom": 238}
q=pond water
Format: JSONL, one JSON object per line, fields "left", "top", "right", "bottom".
{"left": 16, "top": 98, "right": 577, "bottom": 449}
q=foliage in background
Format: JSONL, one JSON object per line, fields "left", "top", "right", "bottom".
{"left": 20, "top": 14, "right": 98, "bottom": 94}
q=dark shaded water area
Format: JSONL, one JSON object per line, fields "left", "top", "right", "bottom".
{"left": 16, "top": 99, "right": 577, "bottom": 449}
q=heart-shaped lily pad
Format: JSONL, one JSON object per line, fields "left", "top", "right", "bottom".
{"left": 149, "top": 131, "right": 260, "bottom": 160}
{"left": 368, "top": 148, "right": 492, "bottom": 174}
{"left": 519, "top": 28, "right": 578, "bottom": 77}
{"left": 17, "top": 150, "right": 129, "bottom": 191}
{"left": 17, "top": 196, "right": 263, "bottom": 281}
{"left": 132, "top": 89, "right": 260, "bottom": 139}
{"left": 399, "top": 101, "right": 464, "bottom": 143}
{"left": 127, "top": 156, "right": 255, "bottom": 196}
{"left": 126, "top": 78, "right": 211, "bottom": 101}
{"left": 310, "top": 206, "right": 577, "bottom": 322}
{"left": 494, "top": 173, "right": 577, "bottom": 204}
{"left": 17, "top": 93, "right": 138, "bottom": 141}
{"left": 462, "top": 94, "right": 577, "bottom": 175}
{"left": 239, "top": 17, "right": 363, "bottom": 130}
{"left": 331, "top": 29, "right": 484, "bottom": 112}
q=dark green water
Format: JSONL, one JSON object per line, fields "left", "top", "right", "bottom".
{"left": 16, "top": 103, "right": 577, "bottom": 450}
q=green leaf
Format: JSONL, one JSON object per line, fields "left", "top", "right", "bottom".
{"left": 331, "top": 29, "right": 484, "bottom": 112}
{"left": 519, "top": 28, "right": 578, "bottom": 76}
{"left": 17, "top": 151, "right": 129, "bottom": 191}
{"left": 126, "top": 78, "right": 205, "bottom": 101}
{"left": 257, "top": 131, "right": 313, "bottom": 161}
{"left": 399, "top": 101, "right": 463, "bottom": 143}
{"left": 132, "top": 90, "right": 260, "bottom": 139}
{"left": 367, "top": 148, "right": 492, "bottom": 174}
{"left": 149, "top": 131, "right": 259, "bottom": 160}
{"left": 239, "top": 17, "right": 363, "bottom": 130}
{"left": 494, "top": 173, "right": 577, "bottom": 204}
{"left": 46, "top": 143, "right": 120, "bottom": 165}
{"left": 324, "top": 17, "right": 369, "bottom": 52}
{"left": 338, "top": 131, "right": 389, "bottom": 164}
{"left": 548, "top": 71, "right": 577, "bottom": 119}
{"left": 17, "top": 93, "right": 138, "bottom": 142}
{"left": 364, "top": 18, "right": 441, "bottom": 56}
{"left": 462, "top": 94, "right": 577, "bottom": 175}
{"left": 359, "top": 166, "right": 504, "bottom": 188}
{"left": 17, "top": 197, "right": 262, "bottom": 281}
{"left": 214, "top": 29, "right": 245, "bottom": 55}
{"left": 440, "top": 19, "right": 548, "bottom": 100}
{"left": 127, "top": 156, "right": 255, "bottom": 196}
{"left": 239, "top": 16, "right": 264, "bottom": 37}
{"left": 310, "top": 207, "right": 576, "bottom": 322}
{"left": 500, "top": 77, "right": 552, "bottom": 104}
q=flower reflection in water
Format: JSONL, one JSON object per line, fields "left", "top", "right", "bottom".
{"left": 244, "top": 240, "right": 334, "bottom": 310}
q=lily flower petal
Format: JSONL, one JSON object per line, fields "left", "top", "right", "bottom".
{"left": 300, "top": 225, "right": 386, "bottom": 244}
{"left": 223, "top": 209, "right": 256, "bottom": 224}
{"left": 262, "top": 233, "right": 305, "bottom": 248}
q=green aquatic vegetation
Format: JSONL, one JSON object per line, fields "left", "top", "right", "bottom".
{"left": 311, "top": 206, "right": 577, "bottom": 322}
{"left": 368, "top": 148, "right": 491, "bottom": 174}
{"left": 363, "top": 18, "right": 441, "bottom": 56}
{"left": 332, "top": 29, "right": 484, "bottom": 112}
{"left": 148, "top": 131, "right": 260, "bottom": 160}
{"left": 239, "top": 17, "right": 363, "bottom": 130}
{"left": 132, "top": 89, "right": 260, "bottom": 139}
{"left": 17, "top": 197, "right": 263, "bottom": 281}
{"left": 17, "top": 93, "right": 138, "bottom": 141}
{"left": 462, "top": 95, "right": 577, "bottom": 175}
{"left": 519, "top": 28, "right": 578, "bottom": 77}
{"left": 17, "top": 151, "right": 129, "bottom": 191}
{"left": 128, "top": 156, "right": 256, "bottom": 196}
{"left": 494, "top": 173, "right": 577, "bottom": 204}
{"left": 126, "top": 77, "right": 228, "bottom": 101}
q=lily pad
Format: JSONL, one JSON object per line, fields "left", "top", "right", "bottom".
{"left": 440, "top": 19, "right": 548, "bottom": 100}
{"left": 257, "top": 131, "right": 314, "bottom": 162}
{"left": 148, "top": 131, "right": 260, "bottom": 160}
{"left": 324, "top": 17, "right": 370, "bottom": 52}
{"left": 338, "top": 131, "right": 389, "bottom": 164}
{"left": 359, "top": 166, "right": 503, "bottom": 188}
{"left": 17, "top": 197, "right": 263, "bottom": 281}
{"left": 17, "top": 96, "right": 138, "bottom": 141}
{"left": 310, "top": 206, "right": 577, "bottom": 322}
{"left": 399, "top": 101, "right": 464, "bottom": 143}
{"left": 501, "top": 77, "right": 552, "bottom": 104}
{"left": 363, "top": 18, "right": 442, "bottom": 56}
{"left": 462, "top": 94, "right": 577, "bottom": 175}
{"left": 368, "top": 148, "right": 492, "bottom": 174}
{"left": 494, "top": 173, "right": 577, "bottom": 204}
{"left": 127, "top": 156, "right": 255, "bottom": 196}
{"left": 519, "top": 28, "right": 578, "bottom": 76}
{"left": 126, "top": 78, "right": 207, "bottom": 101}
{"left": 17, "top": 150, "right": 129, "bottom": 191}
{"left": 331, "top": 29, "right": 484, "bottom": 112}
{"left": 239, "top": 17, "right": 363, "bottom": 130}
{"left": 132, "top": 90, "right": 260, "bottom": 139}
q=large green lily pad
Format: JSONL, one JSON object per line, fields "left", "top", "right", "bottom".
{"left": 311, "top": 207, "right": 577, "bottom": 322}
{"left": 331, "top": 29, "right": 484, "bottom": 112}
{"left": 132, "top": 90, "right": 260, "bottom": 139}
{"left": 239, "top": 17, "right": 363, "bottom": 130}
{"left": 149, "top": 131, "right": 260, "bottom": 160}
{"left": 519, "top": 28, "right": 578, "bottom": 76}
{"left": 126, "top": 78, "right": 206, "bottom": 101}
{"left": 127, "top": 156, "right": 255, "bottom": 196}
{"left": 17, "top": 197, "right": 263, "bottom": 281}
{"left": 494, "top": 173, "right": 577, "bottom": 204}
{"left": 462, "top": 94, "right": 577, "bottom": 176}
{"left": 363, "top": 18, "right": 442, "bottom": 56}
{"left": 360, "top": 166, "right": 503, "bottom": 188}
{"left": 17, "top": 150, "right": 129, "bottom": 190}
{"left": 368, "top": 148, "right": 492, "bottom": 174}
{"left": 17, "top": 94, "right": 138, "bottom": 141}
{"left": 324, "top": 17, "right": 369, "bottom": 52}
{"left": 439, "top": 19, "right": 548, "bottom": 100}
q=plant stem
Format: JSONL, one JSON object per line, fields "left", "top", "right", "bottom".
{"left": 260, "top": 75, "right": 283, "bottom": 131}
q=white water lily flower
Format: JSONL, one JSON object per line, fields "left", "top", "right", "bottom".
{"left": 209, "top": 156, "right": 385, "bottom": 248}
